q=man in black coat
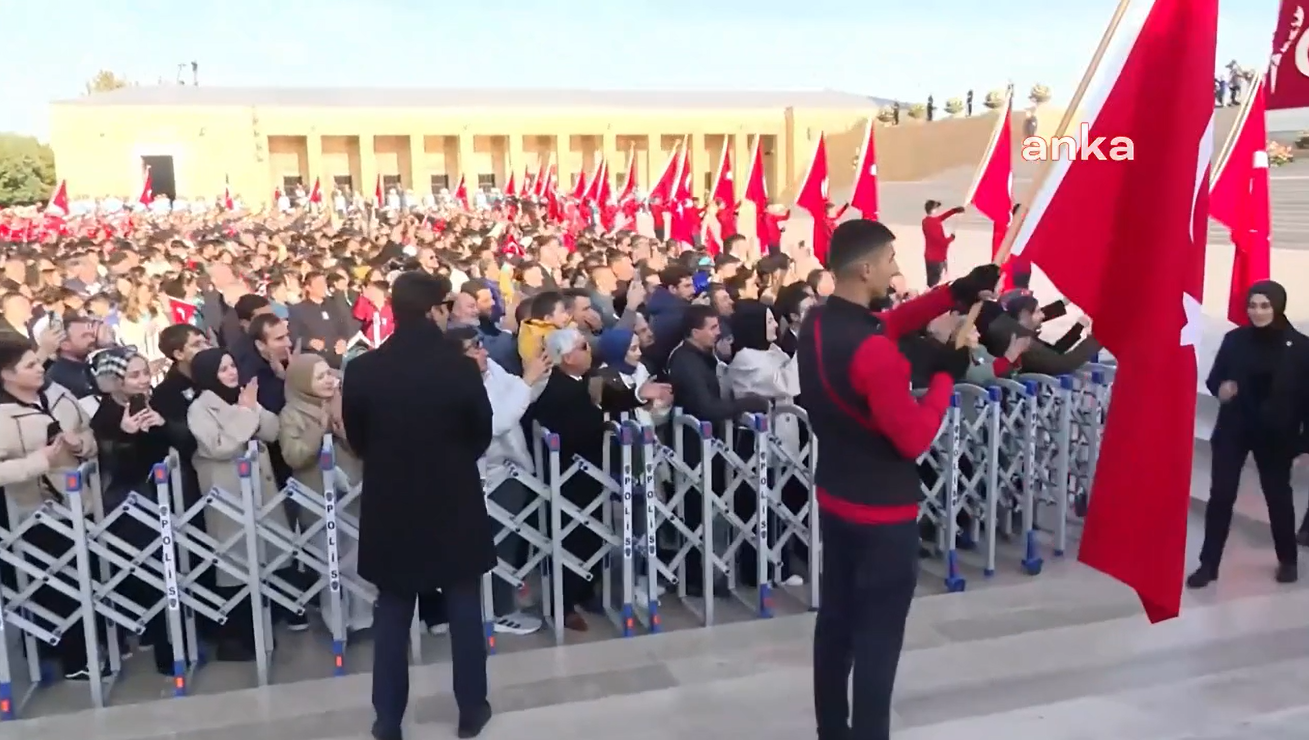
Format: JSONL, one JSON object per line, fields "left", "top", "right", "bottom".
{"left": 342, "top": 271, "right": 495, "bottom": 740}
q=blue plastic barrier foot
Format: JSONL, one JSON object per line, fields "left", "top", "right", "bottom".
{"left": 957, "top": 532, "right": 977, "bottom": 551}
{"left": 758, "top": 583, "right": 775, "bottom": 618}
{"left": 983, "top": 568, "right": 996, "bottom": 578}
{"left": 331, "top": 640, "right": 345, "bottom": 677}
{"left": 172, "top": 659, "right": 188, "bottom": 696}
{"left": 0, "top": 681, "right": 13, "bottom": 720}
{"left": 648, "top": 601, "right": 662, "bottom": 633}
{"left": 483, "top": 621, "right": 497, "bottom": 655}
{"left": 944, "top": 550, "right": 967, "bottom": 593}
{"left": 621, "top": 603, "right": 635, "bottom": 637}
{"left": 1022, "top": 530, "right": 1044, "bottom": 575}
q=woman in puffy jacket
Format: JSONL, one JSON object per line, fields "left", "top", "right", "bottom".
{"left": 0, "top": 338, "right": 99, "bottom": 679}
{"left": 186, "top": 347, "right": 283, "bottom": 661}
{"left": 278, "top": 353, "right": 371, "bottom": 633}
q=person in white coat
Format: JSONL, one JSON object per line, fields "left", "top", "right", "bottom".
{"left": 723, "top": 301, "right": 807, "bottom": 587}
{"left": 447, "top": 326, "right": 549, "bottom": 635}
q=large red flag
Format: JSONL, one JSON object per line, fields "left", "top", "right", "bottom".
{"left": 503, "top": 168, "right": 518, "bottom": 198}
{"left": 1011, "top": 0, "right": 1216, "bottom": 622}
{"left": 1267, "top": 0, "right": 1309, "bottom": 109}
{"left": 46, "top": 180, "right": 69, "bottom": 215}
{"left": 308, "top": 177, "right": 322, "bottom": 204}
{"left": 967, "top": 90, "right": 1015, "bottom": 259}
{"left": 743, "top": 136, "right": 769, "bottom": 241}
{"left": 571, "top": 162, "right": 590, "bottom": 201}
{"left": 709, "top": 143, "right": 735, "bottom": 206}
{"left": 1210, "top": 74, "right": 1271, "bottom": 325}
{"left": 582, "top": 156, "right": 607, "bottom": 204}
{"left": 794, "top": 132, "right": 831, "bottom": 262}
{"left": 453, "top": 174, "right": 469, "bottom": 208}
{"left": 849, "top": 119, "right": 879, "bottom": 219}
{"left": 649, "top": 140, "right": 681, "bottom": 204}
{"left": 532, "top": 155, "right": 551, "bottom": 199}
{"left": 138, "top": 166, "right": 153, "bottom": 206}
{"left": 618, "top": 144, "right": 638, "bottom": 204}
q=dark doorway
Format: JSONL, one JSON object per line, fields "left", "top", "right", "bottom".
{"left": 141, "top": 155, "right": 176, "bottom": 200}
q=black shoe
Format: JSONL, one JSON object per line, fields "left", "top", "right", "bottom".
{"left": 214, "top": 639, "right": 256, "bottom": 662}
{"left": 63, "top": 662, "right": 112, "bottom": 681}
{"left": 1297, "top": 530, "right": 1309, "bottom": 548}
{"left": 1276, "top": 563, "right": 1299, "bottom": 584}
{"left": 1185, "top": 566, "right": 1218, "bottom": 589}
{"left": 285, "top": 612, "right": 311, "bottom": 632}
{"left": 456, "top": 703, "right": 492, "bottom": 738}
{"left": 370, "top": 720, "right": 403, "bottom": 740}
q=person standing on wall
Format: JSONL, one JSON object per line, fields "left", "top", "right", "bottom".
{"left": 342, "top": 271, "right": 495, "bottom": 740}
{"left": 920, "top": 199, "right": 965, "bottom": 288}
{"left": 796, "top": 219, "right": 999, "bottom": 740}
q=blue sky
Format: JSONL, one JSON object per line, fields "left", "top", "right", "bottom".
{"left": 0, "top": 0, "right": 1281, "bottom": 140}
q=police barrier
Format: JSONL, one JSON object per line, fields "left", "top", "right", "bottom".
{"left": 0, "top": 379, "right": 1112, "bottom": 717}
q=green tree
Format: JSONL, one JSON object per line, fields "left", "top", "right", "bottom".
{"left": 0, "top": 134, "right": 57, "bottom": 207}
{"left": 907, "top": 102, "right": 927, "bottom": 120}
{"left": 85, "top": 69, "right": 130, "bottom": 95}
{"left": 944, "top": 97, "right": 964, "bottom": 117}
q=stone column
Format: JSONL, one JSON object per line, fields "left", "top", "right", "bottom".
{"left": 458, "top": 132, "right": 475, "bottom": 189}
{"left": 409, "top": 133, "right": 426, "bottom": 193}
{"left": 358, "top": 133, "right": 376, "bottom": 200}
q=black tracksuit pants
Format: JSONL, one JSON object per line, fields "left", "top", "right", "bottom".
{"left": 1199, "top": 433, "right": 1297, "bottom": 571}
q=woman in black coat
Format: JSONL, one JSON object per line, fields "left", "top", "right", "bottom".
{"left": 1189, "top": 281, "right": 1309, "bottom": 589}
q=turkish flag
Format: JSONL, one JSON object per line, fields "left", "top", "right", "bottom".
{"left": 582, "top": 157, "right": 608, "bottom": 205}
{"left": 743, "top": 136, "right": 770, "bottom": 240}
{"left": 308, "top": 176, "right": 322, "bottom": 204}
{"left": 968, "top": 93, "right": 1015, "bottom": 259}
{"left": 649, "top": 141, "right": 681, "bottom": 204}
{"left": 1210, "top": 74, "right": 1271, "bottom": 324}
{"left": 794, "top": 132, "right": 831, "bottom": 263}
{"left": 1010, "top": 0, "right": 1216, "bottom": 622}
{"left": 504, "top": 168, "right": 518, "bottom": 198}
{"left": 223, "top": 177, "right": 235, "bottom": 211}
{"left": 571, "top": 164, "right": 590, "bottom": 201}
{"left": 453, "top": 174, "right": 469, "bottom": 209}
{"left": 850, "top": 119, "right": 879, "bottom": 219}
{"left": 167, "top": 296, "right": 198, "bottom": 326}
{"left": 1267, "top": 0, "right": 1309, "bottom": 109}
{"left": 373, "top": 174, "right": 383, "bottom": 207}
{"left": 618, "top": 144, "right": 638, "bottom": 204}
{"left": 138, "top": 166, "right": 153, "bottom": 206}
{"left": 709, "top": 144, "right": 735, "bottom": 207}
{"left": 46, "top": 179, "right": 69, "bottom": 215}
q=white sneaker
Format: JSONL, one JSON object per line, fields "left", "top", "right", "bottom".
{"left": 782, "top": 574, "right": 806, "bottom": 587}
{"left": 427, "top": 623, "right": 449, "bottom": 636}
{"left": 493, "top": 611, "right": 542, "bottom": 635}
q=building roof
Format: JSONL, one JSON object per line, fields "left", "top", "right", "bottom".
{"left": 55, "top": 86, "right": 895, "bottom": 110}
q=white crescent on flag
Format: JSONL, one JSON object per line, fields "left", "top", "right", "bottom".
{"left": 820, "top": 177, "right": 829, "bottom": 198}
{"left": 868, "top": 164, "right": 877, "bottom": 176}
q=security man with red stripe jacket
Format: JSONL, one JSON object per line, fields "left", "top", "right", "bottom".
{"left": 797, "top": 219, "right": 999, "bottom": 740}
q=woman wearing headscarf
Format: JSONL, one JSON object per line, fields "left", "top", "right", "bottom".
{"left": 592, "top": 327, "right": 670, "bottom": 425}
{"left": 1190, "top": 281, "right": 1309, "bottom": 589}
{"left": 90, "top": 347, "right": 192, "bottom": 674}
{"left": 186, "top": 347, "right": 284, "bottom": 660}
{"left": 0, "top": 338, "right": 100, "bottom": 679}
{"left": 277, "top": 353, "right": 372, "bottom": 634}
{"left": 721, "top": 302, "right": 807, "bottom": 586}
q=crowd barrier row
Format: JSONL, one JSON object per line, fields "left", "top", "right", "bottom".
{"left": 0, "top": 367, "right": 1114, "bottom": 718}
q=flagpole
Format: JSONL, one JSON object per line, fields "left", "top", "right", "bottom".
{"left": 961, "top": 84, "right": 1013, "bottom": 206}
{"left": 1210, "top": 71, "right": 1263, "bottom": 185}
{"left": 749, "top": 135, "right": 766, "bottom": 199}
{"left": 955, "top": 0, "right": 1134, "bottom": 347}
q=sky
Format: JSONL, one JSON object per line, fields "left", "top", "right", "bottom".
{"left": 0, "top": 0, "right": 1283, "bottom": 140}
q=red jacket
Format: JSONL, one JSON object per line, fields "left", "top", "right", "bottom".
{"left": 758, "top": 209, "right": 788, "bottom": 247}
{"left": 353, "top": 296, "right": 394, "bottom": 346}
{"left": 813, "top": 205, "right": 848, "bottom": 266}
{"left": 922, "top": 207, "right": 965, "bottom": 262}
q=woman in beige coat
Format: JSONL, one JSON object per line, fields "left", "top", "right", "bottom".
{"left": 278, "top": 354, "right": 371, "bottom": 633}
{"left": 0, "top": 339, "right": 100, "bottom": 679}
{"left": 185, "top": 347, "right": 282, "bottom": 661}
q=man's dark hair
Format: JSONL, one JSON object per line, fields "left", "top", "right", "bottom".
{"left": 723, "top": 234, "right": 746, "bottom": 254}
{"left": 391, "top": 271, "right": 452, "bottom": 325}
{"left": 304, "top": 270, "right": 326, "bottom": 287}
{"left": 659, "top": 265, "right": 692, "bottom": 289}
{"left": 234, "top": 293, "right": 270, "bottom": 322}
{"left": 827, "top": 220, "right": 897, "bottom": 276}
{"left": 561, "top": 287, "right": 591, "bottom": 309}
{"left": 775, "top": 282, "right": 813, "bottom": 322}
{"left": 925, "top": 199, "right": 942, "bottom": 213}
{"left": 528, "top": 290, "right": 565, "bottom": 321}
{"left": 159, "top": 323, "right": 202, "bottom": 362}
{"left": 247, "top": 313, "right": 284, "bottom": 342}
{"left": 460, "top": 281, "right": 489, "bottom": 298}
{"left": 681, "top": 305, "right": 718, "bottom": 338}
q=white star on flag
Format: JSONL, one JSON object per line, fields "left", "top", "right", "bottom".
{"left": 724, "top": 172, "right": 732, "bottom": 180}
{"left": 1253, "top": 150, "right": 1269, "bottom": 169}
{"left": 1180, "top": 292, "right": 1204, "bottom": 349}
{"left": 820, "top": 177, "right": 829, "bottom": 198}
{"left": 868, "top": 164, "right": 877, "bottom": 176}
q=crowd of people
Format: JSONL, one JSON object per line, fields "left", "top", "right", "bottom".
{"left": 5, "top": 186, "right": 1300, "bottom": 740}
